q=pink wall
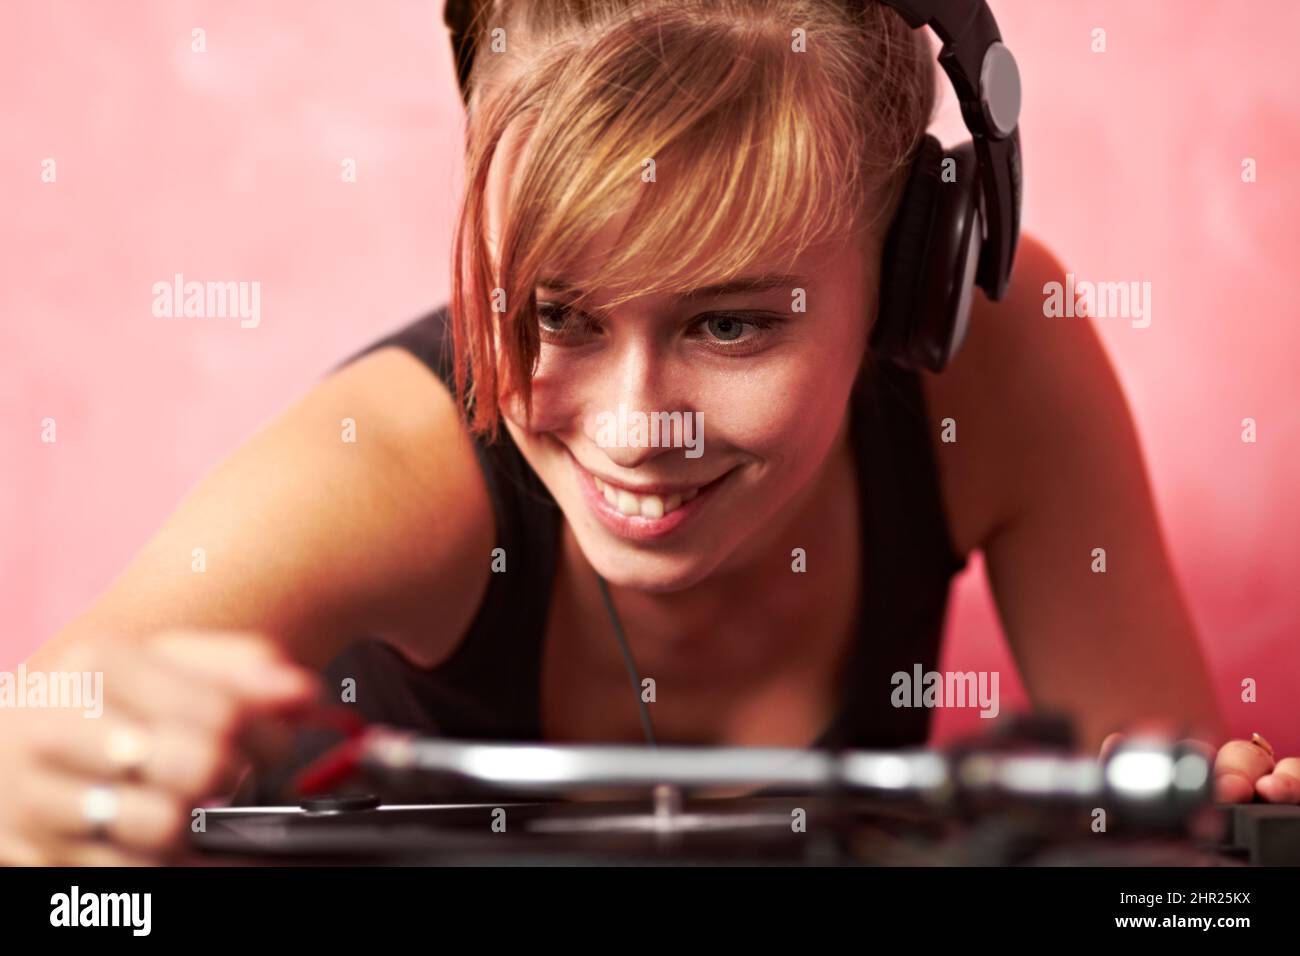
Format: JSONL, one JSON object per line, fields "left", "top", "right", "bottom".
{"left": 3, "top": 2, "right": 1297, "bottom": 753}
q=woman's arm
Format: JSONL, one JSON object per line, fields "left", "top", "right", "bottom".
{"left": 34, "top": 343, "right": 494, "bottom": 672}
{"left": 922, "top": 234, "right": 1226, "bottom": 754}
{"left": 1, "top": 343, "right": 495, "bottom": 864}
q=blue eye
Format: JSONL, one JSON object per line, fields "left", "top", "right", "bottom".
{"left": 536, "top": 302, "right": 784, "bottom": 355}
{"left": 693, "top": 312, "right": 783, "bottom": 354}
{"left": 704, "top": 313, "right": 747, "bottom": 342}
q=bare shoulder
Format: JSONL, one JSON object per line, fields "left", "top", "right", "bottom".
{"left": 280, "top": 345, "right": 497, "bottom": 665}
{"left": 917, "top": 232, "right": 1126, "bottom": 555}
{"left": 54, "top": 344, "right": 493, "bottom": 671}
{"left": 916, "top": 236, "right": 1222, "bottom": 747}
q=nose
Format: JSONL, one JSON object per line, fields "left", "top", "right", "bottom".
{"left": 586, "top": 339, "right": 682, "bottom": 470}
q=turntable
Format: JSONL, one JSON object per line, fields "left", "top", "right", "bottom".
{"left": 191, "top": 717, "right": 1299, "bottom": 866}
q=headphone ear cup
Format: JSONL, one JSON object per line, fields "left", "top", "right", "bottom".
{"left": 873, "top": 137, "right": 983, "bottom": 372}
{"left": 918, "top": 141, "right": 982, "bottom": 370}
{"left": 872, "top": 135, "right": 944, "bottom": 369}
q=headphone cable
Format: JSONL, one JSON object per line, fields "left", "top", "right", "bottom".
{"left": 595, "top": 573, "right": 657, "bottom": 748}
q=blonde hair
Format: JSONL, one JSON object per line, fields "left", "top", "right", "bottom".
{"left": 450, "top": 0, "right": 936, "bottom": 438}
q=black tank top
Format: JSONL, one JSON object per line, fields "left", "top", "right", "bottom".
{"left": 236, "top": 305, "right": 967, "bottom": 803}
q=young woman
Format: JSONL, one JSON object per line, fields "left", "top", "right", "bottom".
{"left": 2, "top": 0, "right": 1294, "bottom": 866}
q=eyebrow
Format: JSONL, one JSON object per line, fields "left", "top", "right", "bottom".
{"left": 536, "top": 274, "right": 809, "bottom": 300}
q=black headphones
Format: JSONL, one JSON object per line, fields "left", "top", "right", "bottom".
{"left": 443, "top": 0, "right": 1022, "bottom": 373}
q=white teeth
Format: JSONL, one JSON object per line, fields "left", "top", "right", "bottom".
{"left": 590, "top": 471, "right": 701, "bottom": 518}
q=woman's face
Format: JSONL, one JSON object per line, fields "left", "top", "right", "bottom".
{"left": 485, "top": 128, "right": 874, "bottom": 594}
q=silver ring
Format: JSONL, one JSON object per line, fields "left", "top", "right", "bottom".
{"left": 81, "top": 786, "right": 118, "bottom": 841}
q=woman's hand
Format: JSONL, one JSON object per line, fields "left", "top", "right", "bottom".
{"left": 1100, "top": 730, "right": 1300, "bottom": 804}
{"left": 0, "top": 629, "right": 319, "bottom": 865}
{"left": 1211, "top": 736, "right": 1300, "bottom": 804}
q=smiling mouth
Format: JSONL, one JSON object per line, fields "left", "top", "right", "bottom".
{"left": 566, "top": 449, "right": 735, "bottom": 540}
{"left": 590, "top": 475, "right": 700, "bottom": 519}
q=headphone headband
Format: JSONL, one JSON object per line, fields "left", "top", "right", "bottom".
{"left": 879, "top": 0, "right": 1021, "bottom": 297}
{"left": 442, "top": 0, "right": 1021, "bottom": 300}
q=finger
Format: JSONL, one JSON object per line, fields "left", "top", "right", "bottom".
{"left": 148, "top": 634, "right": 317, "bottom": 697}
{"left": 38, "top": 716, "right": 244, "bottom": 800}
{"left": 1255, "top": 757, "right": 1300, "bottom": 805}
{"left": 89, "top": 654, "right": 304, "bottom": 793}
{"left": 102, "top": 645, "right": 315, "bottom": 741}
{"left": 50, "top": 629, "right": 292, "bottom": 679}
{"left": 148, "top": 636, "right": 319, "bottom": 711}
{"left": 46, "top": 839, "right": 161, "bottom": 867}
{"left": 99, "top": 649, "right": 249, "bottom": 734}
{"left": 19, "top": 767, "right": 188, "bottom": 856}
{"left": 0, "top": 835, "right": 45, "bottom": 867}
{"left": 1213, "top": 739, "right": 1275, "bottom": 803}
